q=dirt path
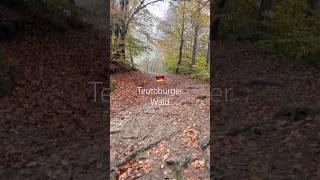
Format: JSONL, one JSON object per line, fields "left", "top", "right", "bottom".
{"left": 111, "top": 72, "right": 210, "bottom": 179}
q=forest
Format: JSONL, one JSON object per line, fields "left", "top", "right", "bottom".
{"left": 211, "top": 0, "right": 320, "bottom": 67}
{"left": 111, "top": 0, "right": 210, "bottom": 81}
{"left": 212, "top": 0, "right": 320, "bottom": 179}
{"left": 1, "top": 0, "right": 320, "bottom": 179}
{"left": 110, "top": 0, "right": 211, "bottom": 179}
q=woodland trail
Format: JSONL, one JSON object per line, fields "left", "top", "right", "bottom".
{"left": 110, "top": 72, "right": 210, "bottom": 179}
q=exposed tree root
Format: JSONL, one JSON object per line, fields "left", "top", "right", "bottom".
{"left": 212, "top": 123, "right": 259, "bottom": 136}
{"left": 199, "top": 137, "right": 210, "bottom": 151}
{"left": 114, "top": 129, "right": 181, "bottom": 167}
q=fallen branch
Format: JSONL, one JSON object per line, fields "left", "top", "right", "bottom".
{"left": 212, "top": 123, "right": 259, "bottom": 136}
{"left": 243, "top": 79, "right": 284, "bottom": 88}
{"left": 185, "top": 86, "right": 199, "bottom": 89}
{"left": 110, "top": 130, "right": 124, "bottom": 134}
{"left": 115, "top": 129, "right": 181, "bottom": 167}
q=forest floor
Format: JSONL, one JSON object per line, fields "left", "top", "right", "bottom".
{"left": 0, "top": 10, "right": 108, "bottom": 179}
{"left": 110, "top": 72, "right": 210, "bottom": 179}
{"left": 0, "top": 30, "right": 108, "bottom": 179}
{"left": 212, "top": 42, "right": 320, "bottom": 179}
{"left": 0, "top": 4, "right": 111, "bottom": 179}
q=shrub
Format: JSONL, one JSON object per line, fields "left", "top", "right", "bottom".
{"left": 190, "top": 57, "right": 209, "bottom": 82}
{"left": 257, "top": 0, "right": 320, "bottom": 67}
{"left": 258, "top": 32, "right": 320, "bottom": 67}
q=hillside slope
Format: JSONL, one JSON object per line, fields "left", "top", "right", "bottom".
{"left": 0, "top": 3, "right": 108, "bottom": 179}
{"left": 211, "top": 41, "right": 320, "bottom": 179}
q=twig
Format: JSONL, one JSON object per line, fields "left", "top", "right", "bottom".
{"left": 115, "top": 129, "right": 181, "bottom": 167}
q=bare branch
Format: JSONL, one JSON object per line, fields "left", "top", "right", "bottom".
{"left": 130, "top": 0, "right": 163, "bottom": 20}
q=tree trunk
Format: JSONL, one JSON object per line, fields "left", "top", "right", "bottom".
{"left": 122, "top": 42, "right": 126, "bottom": 62}
{"left": 114, "top": 39, "right": 126, "bottom": 62}
{"left": 206, "top": 41, "right": 210, "bottom": 64}
{"left": 191, "top": 23, "right": 199, "bottom": 68}
{"left": 190, "top": 2, "right": 202, "bottom": 71}
{"left": 114, "top": 24, "right": 127, "bottom": 62}
{"left": 207, "top": 26, "right": 210, "bottom": 64}
{"left": 176, "top": 0, "right": 186, "bottom": 74}
{"left": 129, "top": 50, "right": 134, "bottom": 68}
{"left": 211, "top": 0, "right": 228, "bottom": 40}
{"left": 257, "top": 0, "right": 272, "bottom": 39}
{"left": 259, "top": 0, "right": 272, "bottom": 21}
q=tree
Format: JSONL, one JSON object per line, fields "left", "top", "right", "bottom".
{"left": 191, "top": 0, "right": 209, "bottom": 67}
{"left": 206, "top": 36, "right": 210, "bottom": 64}
{"left": 111, "top": 0, "right": 163, "bottom": 62}
{"left": 211, "top": 0, "right": 228, "bottom": 40}
{"left": 259, "top": 0, "right": 272, "bottom": 21}
{"left": 257, "top": 0, "right": 272, "bottom": 38}
{"left": 191, "top": 23, "right": 199, "bottom": 67}
{"left": 125, "top": 30, "right": 152, "bottom": 67}
{"left": 190, "top": 1, "right": 203, "bottom": 70}
{"left": 158, "top": 0, "right": 209, "bottom": 75}
{"left": 176, "top": 0, "right": 186, "bottom": 74}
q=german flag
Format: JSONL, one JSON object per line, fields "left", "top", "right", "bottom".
{"left": 155, "top": 76, "right": 165, "bottom": 83}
